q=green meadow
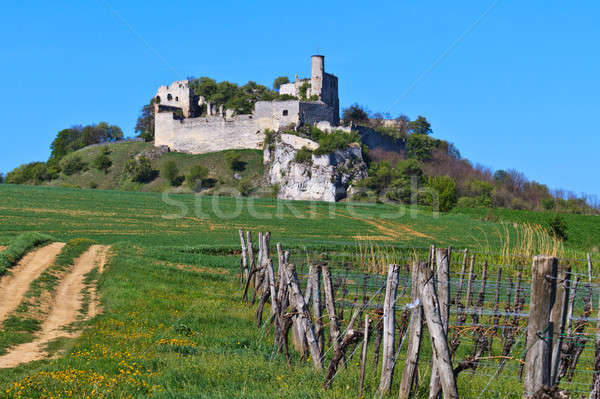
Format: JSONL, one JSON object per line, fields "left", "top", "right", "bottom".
{"left": 0, "top": 183, "right": 598, "bottom": 398}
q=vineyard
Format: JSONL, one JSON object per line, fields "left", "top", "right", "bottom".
{"left": 0, "top": 184, "right": 599, "bottom": 397}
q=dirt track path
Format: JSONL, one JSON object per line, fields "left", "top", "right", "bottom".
{"left": 0, "top": 246, "right": 6, "bottom": 252}
{"left": 0, "top": 242, "right": 65, "bottom": 323}
{"left": 0, "top": 245, "right": 110, "bottom": 368}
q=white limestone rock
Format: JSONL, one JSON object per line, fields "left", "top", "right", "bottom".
{"left": 264, "top": 135, "right": 367, "bottom": 202}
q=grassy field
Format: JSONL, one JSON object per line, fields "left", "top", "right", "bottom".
{"left": 0, "top": 183, "right": 598, "bottom": 397}
{"left": 44, "top": 142, "right": 264, "bottom": 193}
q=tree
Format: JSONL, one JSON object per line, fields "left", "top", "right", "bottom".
{"left": 547, "top": 215, "right": 568, "bottom": 241}
{"left": 408, "top": 115, "right": 432, "bottom": 135}
{"left": 93, "top": 150, "right": 112, "bottom": 173}
{"left": 0, "top": 173, "right": 3, "bottom": 183}
{"left": 186, "top": 164, "right": 209, "bottom": 190}
{"left": 50, "top": 123, "right": 123, "bottom": 161}
{"left": 61, "top": 156, "right": 87, "bottom": 176}
{"left": 426, "top": 176, "right": 457, "bottom": 212}
{"left": 162, "top": 160, "right": 180, "bottom": 186}
{"left": 124, "top": 156, "right": 155, "bottom": 183}
{"left": 406, "top": 134, "right": 439, "bottom": 161}
{"left": 273, "top": 76, "right": 290, "bottom": 90}
{"left": 341, "top": 104, "right": 369, "bottom": 126}
{"left": 135, "top": 100, "right": 155, "bottom": 142}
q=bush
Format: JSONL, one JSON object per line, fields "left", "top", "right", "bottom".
{"left": 225, "top": 152, "right": 244, "bottom": 171}
{"left": 124, "top": 156, "right": 156, "bottom": 183}
{"left": 93, "top": 152, "right": 112, "bottom": 173}
{"left": 5, "top": 162, "right": 54, "bottom": 184}
{"left": 425, "top": 175, "right": 457, "bottom": 212}
{"left": 548, "top": 215, "right": 568, "bottom": 241}
{"left": 62, "top": 156, "right": 87, "bottom": 176}
{"left": 0, "top": 173, "right": 3, "bottom": 183}
{"left": 341, "top": 104, "right": 369, "bottom": 126}
{"left": 294, "top": 147, "right": 313, "bottom": 164}
{"left": 162, "top": 160, "right": 180, "bottom": 186}
{"left": 0, "top": 232, "right": 55, "bottom": 275}
{"left": 313, "top": 130, "right": 360, "bottom": 155}
{"left": 89, "top": 181, "right": 98, "bottom": 189}
{"left": 238, "top": 179, "right": 253, "bottom": 197}
{"left": 186, "top": 165, "right": 209, "bottom": 190}
{"left": 541, "top": 198, "right": 555, "bottom": 211}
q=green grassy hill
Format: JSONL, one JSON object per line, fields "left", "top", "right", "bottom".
{"left": 0, "top": 184, "right": 598, "bottom": 398}
{"left": 42, "top": 141, "right": 265, "bottom": 194}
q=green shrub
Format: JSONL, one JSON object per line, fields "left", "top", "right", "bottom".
{"left": 0, "top": 232, "right": 55, "bottom": 275}
{"left": 93, "top": 152, "right": 112, "bottom": 173}
{"left": 5, "top": 162, "right": 54, "bottom": 184}
{"left": 238, "top": 179, "right": 253, "bottom": 197}
{"left": 124, "top": 156, "right": 155, "bottom": 183}
{"left": 89, "top": 181, "right": 98, "bottom": 189}
{"left": 312, "top": 130, "right": 360, "bottom": 155}
{"left": 425, "top": 175, "right": 457, "bottom": 212}
{"left": 186, "top": 165, "right": 209, "bottom": 190}
{"left": 62, "top": 156, "right": 87, "bottom": 176}
{"left": 548, "top": 215, "right": 568, "bottom": 241}
{"left": 224, "top": 152, "right": 245, "bottom": 171}
{"left": 541, "top": 198, "right": 555, "bottom": 211}
{"left": 294, "top": 147, "right": 313, "bottom": 164}
{"left": 162, "top": 160, "right": 180, "bottom": 186}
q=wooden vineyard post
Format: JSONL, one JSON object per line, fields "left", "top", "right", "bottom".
{"left": 590, "top": 278, "right": 600, "bottom": 399}
{"left": 378, "top": 264, "right": 400, "bottom": 394}
{"left": 489, "top": 267, "right": 502, "bottom": 355}
{"left": 358, "top": 314, "right": 370, "bottom": 399}
{"left": 311, "top": 264, "right": 324, "bottom": 353}
{"left": 239, "top": 229, "right": 248, "bottom": 282}
{"left": 523, "top": 256, "right": 558, "bottom": 399}
{"left": 322, "top": 265, "right": 341, "bottom": 354}
{"left": 450, "top": 249, "right": 469, "bottom": 355}
{"left": 550, "top": 263, "right": 571, "bottom": 386}
{"left": 285, "top": 262, "right": 323, "bottom": 370}
{"left": 399, "top": 261, "right": 424, "bottom": 399}
{"left": 429, "top": 248, "right": 450, "bottom": 399}
{"left": 416, "top": 261, "right": 459, "bottom": 399}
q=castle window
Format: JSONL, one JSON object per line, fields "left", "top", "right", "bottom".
{"left": 175, "top": 97, "right": 179, "bottom": 101}
{"left": 282, "top": 110, "right": 288, "bottom": 116}
{"left": 167, "top": 93, "right": 173, "bottom": 101}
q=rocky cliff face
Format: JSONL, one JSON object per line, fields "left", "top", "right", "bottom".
{"left": 264, "top": 133, "right": 367, "bottom": 202}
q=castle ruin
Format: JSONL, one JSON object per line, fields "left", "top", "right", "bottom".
{"left": 154, "top": 55, "right": 341, "bottom": 154}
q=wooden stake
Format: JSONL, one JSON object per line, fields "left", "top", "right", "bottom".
{"left": 312, "top": 264, "right": 324, "bottom": 353}
{"left": 378, "top": 264, "right": 400, "bottom": 394}
{"left": 399, "top": 261, "right": 424, "bottom": 399}
{"left": 285, "top": 262, "right": 323, "bottom": 370}
{"left": 322, "top": 266, "right": 341, "bottom": 356}
{"left": 416, "top": 261, "right": 459, "bottom": 399}
{"left": 429, "top": 248, "right": 450, "bottom": 399}
{"left": 358, "top": 314, "right": 370, "bottom": 399}
{"left": 589, "top": 275, "right": 600, "bottom": 399}
{"left": 550, "top": 262, "right": 571, "bottom": 386}
{"left": 523, "top": 256, "right": 558, "bottom": 398}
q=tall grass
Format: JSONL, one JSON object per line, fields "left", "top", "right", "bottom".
{"left": 0, "top": 232, "right": 55, "bottom": 275}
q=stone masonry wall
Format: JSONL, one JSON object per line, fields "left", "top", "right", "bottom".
{"left": 155, "top": 112, "right": 265, "bottom": 154}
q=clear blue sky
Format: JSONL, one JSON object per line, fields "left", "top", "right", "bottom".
{"left": 1, "top": 1, "right": 598, "bottom": 197}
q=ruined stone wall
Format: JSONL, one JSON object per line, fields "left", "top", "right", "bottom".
{"left": 354, "top": 126, "right": 405, "bottom": 152}
{"left": 155, "top": 80, "right": 194, "bottom": 117}
{"left": 155, "top": 112, "right": 264, "bottom": 154}
{"left": 254, "top": 100, "right": 300, "bottom": 131}
{"left": 321, "top": 73, "right": 339, "bottom": 124}
{"left": 299, "top": 102, "right": 336, "bottom": 126}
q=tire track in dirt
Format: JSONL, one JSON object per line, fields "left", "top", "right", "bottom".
{"left": 0, "top": 242, "right": 65, "bottom": 323}
{"left": 0, "top": 245, "right": 110, "bottom": 368}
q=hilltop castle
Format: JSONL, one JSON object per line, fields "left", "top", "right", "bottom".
{"left": 154, "top": 55, "right": 342, "bottom": 154}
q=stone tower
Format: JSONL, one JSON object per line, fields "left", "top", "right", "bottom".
{"left": 311, "top": 55, "right": 325, "bottom": 100}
